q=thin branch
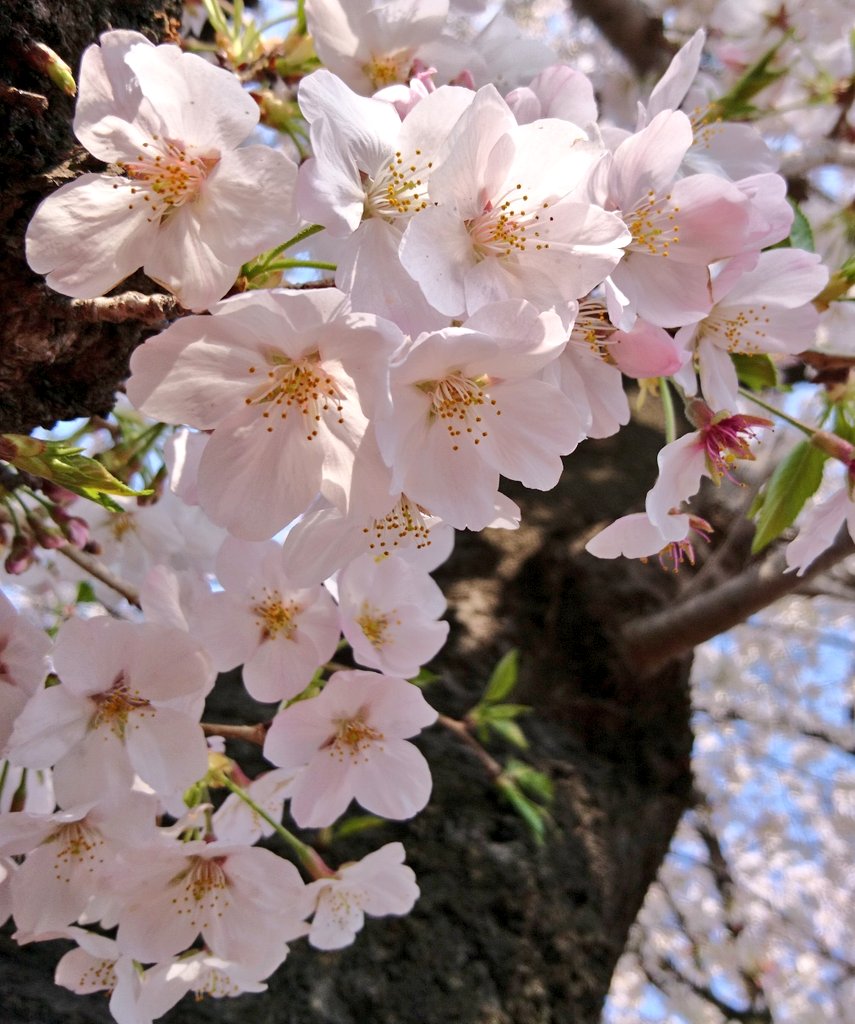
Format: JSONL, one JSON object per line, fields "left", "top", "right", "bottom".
{"left": 202, "top": 721, "right": 268, "bottom": 746}
{"left": 68, "top": 291, "right": 183, "bottom": 324}
{"left": 436, "top": 713, "right": 503, "bottom": 780}
{"left": 58, "top": 544, "right": 141, "bottom": 607}
{"left": 622, "top": 528, "right": 855, "bottom": 675}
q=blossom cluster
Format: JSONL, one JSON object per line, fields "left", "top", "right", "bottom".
{"left": 2, "top": 0, "right": 847, "bottom": 1019}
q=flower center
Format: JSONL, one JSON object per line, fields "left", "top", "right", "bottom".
{"left": 420, "top": 372, "right": 497, "bottom": 451}
{"left": 90, "top": 672, "right": 151, "bottom": 736}
{"left": 46, "top": 820, "right": 105, "bottom": 878}
{"left": 357, "top": 603, "right": 397, "bottom": 649}
{"left": 626, "top": 190, "right": 681, "bottom": 257}
{"left": 363, "top": 51, "right": 411, "bottom": 89}
{"left": 363, "top": 149, "right": 432, "bottom": 222}
{"left": 702, "top": 306, "right": 771, "bottom": 354}
{"left": 251, "top": 588, "right": 301, "bottom": 641}
{"left": 362, "top": 495, "right": 435, "bottom": 558}
{"left": 168, "top": 855, "right": 232, "bottom": 929}
{"left": 572, "top": 300, "right": 618, "bottom": 359}
{"left": 466, "top": 185, "right": 551, "bottom": 261}
{"left": 244, "top": 352, "right": 346, "bottom": 438}
{"left": 325, "top": 713, "right": 383, "bottom": 761}
{"left": 110, "top": 511, "right": 137, "bottom": 541}
{"left": 121, "top": 136, "right": 219, "bottom": 220}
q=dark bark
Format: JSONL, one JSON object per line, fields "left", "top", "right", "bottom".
{"left": 0, "top": 0, "right": 181, "bottom": 434}
{"left": 567, "top": 0, "right": 674, "bottom": 78}
{"left": 0, "top": 5, "right": 695, "bottom": 1022}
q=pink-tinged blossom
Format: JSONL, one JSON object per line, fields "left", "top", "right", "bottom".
{"left": 115, "top": 839, "right": 312, "bottom": 969}
{"left": 305, "top": 841, "right": 420, "bottom": 950}
{"left": 786, "top": 473, "right": 855, "bottom": 576}
{"left": 399, "top": 85, "right": 630, "bottom": 317}
{"left": 281, "top": 491, "right": 461, "bottom": 586}
{"left": 599, "top": 109, "right": 753, "bottom": 330}
{"left": 264, "top": 669, "right": 438, "bottom": 827}
{"left": 297, "top": 69, "right": 473, "bottom": 332}
{"left": 8, "top": 617, "right": 213, "bottom": 806}
{"left": 25, "top": 31, "right": 298, "bottom": 312}
{"left": 192, "top": 537, "right": 340, "bottom": 703}
{"left": 675, "top": 249, "right": 827, "bottom": 410}
{"left": 375, "top": 301, "right": 579, "bottom": 530}
{"left": 304, "top": 0, "right": 450, "bottom": 94}
{"left": 0, "top": 790, "right": 159, "bottom": 934}
{"left": 54, "top": 929, "right": 147, "bottom": 1024}
{"left": 336, "top": 552, "right": 449, "bottom": 677}
{"left": 586, "top": 510, "right": 712, "bottom": 571}
{"left": 646, "top": 402, "right": 773, "bottom": 530}
{"left": 505, "top": 64, "right": 598, "bottom": 127}
{"left": 0, "top": 591, "right": 50, "bottom": 755}
{"left": 126, "top": 288, "right": 397, "bottom": 540}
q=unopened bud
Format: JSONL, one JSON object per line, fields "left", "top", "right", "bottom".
{"left": 5, "top": 533, "right": 35, "bottom": 575}
{"left": 24, "top": 41, "right": 77, "bottom": 97}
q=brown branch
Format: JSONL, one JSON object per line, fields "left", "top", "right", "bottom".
{"left": 567, "top": 0, "right": 674, "bottom": 77}
{"left": 57, "top": 543, "right": 141, "bottom": 606}
{"left": 436, "top": 713, "right": 503, "bottom": 781}
{"left": 622, "top": 528, "right": 855, "bottom": 675}
{"left": 202, "top": 721, "right": 269, "bottom": 746}
{"left": 67, "top": 291, "right": 183, "bottom": 324}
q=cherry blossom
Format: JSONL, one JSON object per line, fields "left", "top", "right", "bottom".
{"left": 785, "top": 470, "right": 855, "bottom": 576}
{"left": 335, "top": 552, "right": 449, "bottom": 677}
{"left": 374, "top": 301, "right": 579, "bottom": 529}
{"left": 115, "top": 839, "right": 312, "bottom": 969}
{"left": 399, "top": 84, "right": 630, "bottom": 316}
{"left": 25, "top": 30, "right": 298, "bottom": 311}
{"left": 8, "top": 616, "right": 213, "bottom": 805}
{"left": 305, "top": 842, "right": 420, "bottom": 949}
{"left": 0, "top": 591, "right": 50, "bottom": 755}
{"left": 192, "top": 537, "right": 340, "bottom": 703}
{"left": 264, "top": 669, "right": 438, "bottom": 827}
{"left": 126, "top": 288, "right": 397, "bottom": 540}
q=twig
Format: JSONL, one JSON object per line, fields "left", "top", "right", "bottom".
{"left": 622, "top": 527, "right": 855, "bottom": 675}
{"left": 202, "top": 721, "right": 268, "bottom": 746}
{"left": 436, "top": 713, "right": 503, "bottom": 780}
{"left": 58, "top": 544, "right": 141, "bottom": 607}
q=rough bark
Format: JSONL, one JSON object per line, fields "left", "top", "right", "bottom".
{"left": 567, "top": 0, "right": 674, "bottom": 78}
{"left": 0, "top": 0, "right": 181, "bottom": 434}
{"left": 0, "top": 4, "right": 695, "bottom": 1022}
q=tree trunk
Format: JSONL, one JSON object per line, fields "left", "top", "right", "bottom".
{"left": 0, "top": 3, "right": 694, "bottom": 1020}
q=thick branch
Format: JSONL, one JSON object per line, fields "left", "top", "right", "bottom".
{"left": 567, "top": 0, "right": 673, "bottom": 77}
{"left": 622, "top": 529, "right": 855, "bottom": 675}
{"left": 68, "top": 291, "right": 182, "bottom": 324}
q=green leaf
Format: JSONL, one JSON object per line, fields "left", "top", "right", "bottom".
{"left": 333, "top": 815, "right": 385, "bottom": 839}
{"left": 732, "top": 353, "right": 778, "bottom": 392}
{"left": 482, "top": 649, "right": 519, "bottom": 704}
{"left": 787, "top": 199, "right": 815, "bottom": 252}
{"left": 480, "top": 703, "right": 531, "bottom": 721}
{"left": 75, "top": 581, "right": 98, "bottom": 604}
{"left": 751, "top": 441, "right": 827, "bottom": 553}
{"left": 496, "top": 776, "right": 547, "bottom": 844}
{"left": 487, "top": 718, "right": 529, "bottom": 750}
{"left": 504, "top": 758, "right": 554, "bottom": 803}
{"left": 2, "top": 434, "right": 150, "bottom": 511}
{"left": 409, "top": 667, "right": 440, "bottom": 689}
{"left": 709, "top": 36, "right": 790, "bottom": 120}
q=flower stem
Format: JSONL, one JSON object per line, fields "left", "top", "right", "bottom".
{"left": 221, "top": 775, "right": 335, "bottom": 879}
{"left": 267, "top": 259, "right": 337, "bottom": 273}
{"left": 659, "top": 377, "right": 677, "bottom": 444}
{"left": 737, "top": 388, "right": 815, "bottom": 436}
{"left": 262, "top": 223, "right": 325, "bottom": 265}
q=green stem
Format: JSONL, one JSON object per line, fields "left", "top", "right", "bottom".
{"left": 738, "top": 388, "right": 815, "bottom": 436}
{"left": 659, "top": 377, "right": 677, "bottom": 444}
{"left": 296, "top": 0, "right": 307, "bottom": 35}
{"left": 267, "top": 259, "right": 337, "bottom": 273}
{"left": 221, "top": 775, "right": 335, "bottom": 879}
{"left": 261, "top": 223, "right": 325, "bottom": 266}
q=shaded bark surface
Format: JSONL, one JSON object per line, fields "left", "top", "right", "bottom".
{"left": 0, "top": 4, "right": 693, "bottom": 1021}
{"left": 0, "top": 0, "right": 180, "bottom": 434}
